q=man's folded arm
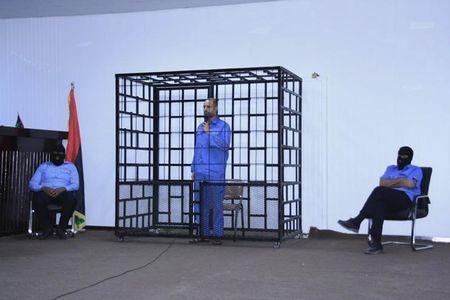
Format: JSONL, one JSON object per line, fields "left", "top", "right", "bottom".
{"left": 379, "top": 177, "right": 415, "bottom": 188}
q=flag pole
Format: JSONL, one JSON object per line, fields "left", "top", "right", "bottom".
{"left": 66, "top": 82, "right": 86, "bottom": 232}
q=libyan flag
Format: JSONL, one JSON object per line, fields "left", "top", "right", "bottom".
{"left": 66, "top": 84, "right": 86, "bottom": 231}
{"left": 15, "top": 113, "right": 24, "bottom": 128}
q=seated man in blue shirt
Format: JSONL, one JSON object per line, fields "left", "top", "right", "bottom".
{"left": 191, "top": 98, "right": 231, "bottom": 245}
{"left": 338, "top": 146, "right": 423, "bottom": 254}
{"left": 29, "top": 144, "right": 79, "bottom": 239}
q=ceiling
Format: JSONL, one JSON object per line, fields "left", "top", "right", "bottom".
{"left": 0, "top": 0, "right": 280, "bottom": 19}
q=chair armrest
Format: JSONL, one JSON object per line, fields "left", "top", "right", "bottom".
{"left": 411, "top": 195, "right": 430, "bottom": 219}
{"left": 415, "top": 195, "right": 430, "bottom": 205}
{"left": 415, "top": 195, "right": 429, "bottom": 200}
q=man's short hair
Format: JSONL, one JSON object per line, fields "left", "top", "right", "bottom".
{"left": 206, "top": 97, "right": 218, "bottom": 106}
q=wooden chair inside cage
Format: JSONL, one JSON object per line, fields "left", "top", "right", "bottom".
{"left": 223, "top": 181, "right": 245, "bottom": 241}
{"left": 28, "top": 193, "right": 76, "bottom": 237}
{"left": 368, "top": 167, "right": 433, "bottom": 251}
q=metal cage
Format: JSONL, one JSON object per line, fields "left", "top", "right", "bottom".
{"left": 115, "top": 66, "right": 302, "bottom": 245}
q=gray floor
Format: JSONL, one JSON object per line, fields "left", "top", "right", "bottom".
{"left": 1, "top": 230, "right": 449, "bottom": 300}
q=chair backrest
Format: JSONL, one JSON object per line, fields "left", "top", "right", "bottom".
{"left": 224, "top": 182, "right": 244, "bottom": 200}
{"left": 420, "top": 167, "right": 432, "bottom": 196}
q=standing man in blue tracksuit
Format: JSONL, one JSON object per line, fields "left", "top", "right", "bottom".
{"left": 191, "top": 98, "right": 231, "bottom": 245}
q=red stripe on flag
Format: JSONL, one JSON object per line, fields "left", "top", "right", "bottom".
{"left": 66, "top": 87, "right": 81, "bottom": 162}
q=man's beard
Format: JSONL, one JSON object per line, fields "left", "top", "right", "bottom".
{"left": 204, "top": 112, "right": 212, "bottom": 122}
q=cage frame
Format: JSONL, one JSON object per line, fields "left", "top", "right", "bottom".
{"left": 115, "top": 66, "right": 302, "bottom": 245}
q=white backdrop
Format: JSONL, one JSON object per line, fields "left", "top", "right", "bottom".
{"left": 1, "top": 0, "right": 449, "bottom": 237}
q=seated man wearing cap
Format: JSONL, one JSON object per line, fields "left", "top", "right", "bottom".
{"left": 29, "top": 144, "right": 79, "bottom": 239}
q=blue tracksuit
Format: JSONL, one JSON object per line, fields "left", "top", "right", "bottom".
{"left": 191, "top": 117, "right": 231, "bottom": 237}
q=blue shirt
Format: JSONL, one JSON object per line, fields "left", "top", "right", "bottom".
{"left": 191, "top": 117, "right": 231, "bottom": 180}
{"left": 380, "top": 164, "right": 423, "bottom": 201}
{"left": 29, "top": 161, "right": 79, "bottom": 192}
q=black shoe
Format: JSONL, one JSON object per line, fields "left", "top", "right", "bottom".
{"left": 37, "top": 229, "right": 52, "bottom": 240}
{"left": 189, "top": 237, "right": 209, "bottom": 244}
{"left": 211, "top": 239, "right": 222, "bottom": 246}
{"left": 338, "top": 219, "right": 360, "bottom": 233}
{"left": 364, "top": 244, "right": 383, "bottom": 255}
{"left": 56, "top": 228, "right": 68, "bottom": 240}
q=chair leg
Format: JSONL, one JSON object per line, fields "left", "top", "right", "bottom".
{"left": 411, "top": 243, "right": 434, "bottom": 251}
{"left": 367, "top": 219, "right": 372, "bottom": 245}
{"left": 240, "top": 208, "right": 245, "bottom": 237}
{"left": 232, "top": 211, "right": 237, "bottom": 241}
{"left": 378, "top": 218, "right": 433, "bottom": 251}
{"left": 70, "top": 215, "right": 77, "bottom": 234}
{"left": 71, "top": 217, "right": 75, "bottom": 233}
{"left": 28, "top": 207, "right": 34, "bottom": 235}
{"left": 410, "top": 218, "right": 433, "bottom": 251}
{"left": 66, "top": 215, "right": 76, "bottom": 237}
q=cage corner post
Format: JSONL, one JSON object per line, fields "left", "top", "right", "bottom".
{"left": 152, "top": 87, "right": 160, "bottom": 228}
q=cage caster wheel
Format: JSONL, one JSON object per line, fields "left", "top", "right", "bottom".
{"left": 273, "top": 242, "right": 281, "bottom": 249}
{"left": 149, "top": 228, "right": 160, "bottom": 234}
{"left": 294, "top": 233, "right": 308, "bottom": 239}
{"left": 26, "top": 231, "right": 38, "bottom": 238}
{"left": 117, "top": 236, "right": 124, "bottom": 242}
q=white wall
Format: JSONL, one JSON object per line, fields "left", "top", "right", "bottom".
{"left": 1, "top": 0, "right": 449, "bottom": 236}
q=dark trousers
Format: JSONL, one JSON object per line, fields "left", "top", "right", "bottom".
{"left": 359, "top": 186, "right": 412, "bottom": 237}
{"left": 33, "top": 191, "right": 77, "bottom": 230}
